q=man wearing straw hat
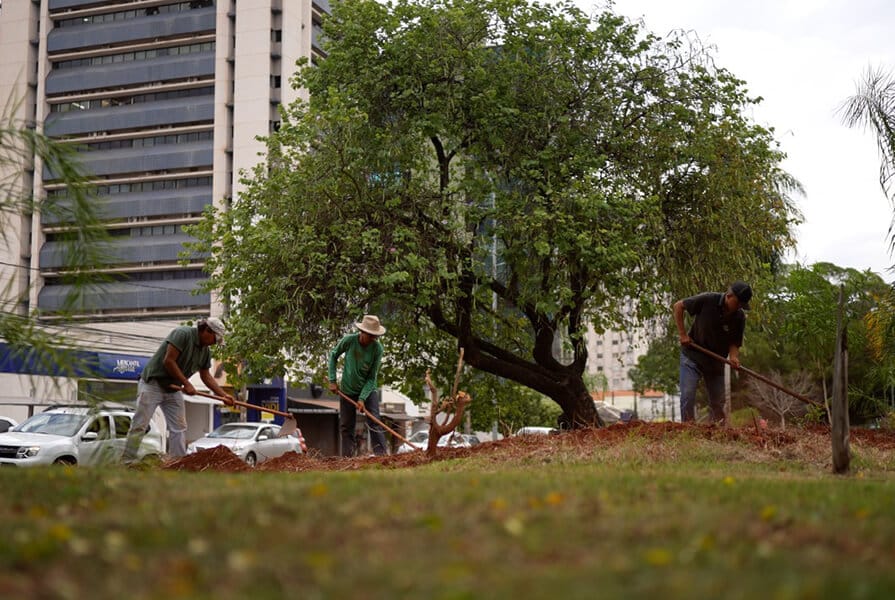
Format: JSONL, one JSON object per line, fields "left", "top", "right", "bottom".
{"left": 328, "top": 315, "right": 388, "bottom": 456}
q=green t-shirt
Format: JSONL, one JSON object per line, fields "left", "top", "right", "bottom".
{"left": 328, "top": 333, "right": 382, "bottom": 401}
{"left": 141, "top": 326, "right": 211, "bottom": 389}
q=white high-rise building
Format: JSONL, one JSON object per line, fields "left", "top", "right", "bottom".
{"left": 585, "top": 318, "right": 678, "bottom": 421}
{"left": 0, "top": 0, "right": 328, "bottom": 414}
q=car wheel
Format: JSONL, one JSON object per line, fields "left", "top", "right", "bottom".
{"left": 54, "top": 456, "right": 76, "bottom": 466}
{"left": 245, "top": 452, "right": 257, "bottom": 467}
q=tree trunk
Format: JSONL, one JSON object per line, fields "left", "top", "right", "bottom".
{"left": 552, "top": 378, "right": 604, "bottom": 429}
{"left": 831, "top": 286, "right": 850, "bottom": 474}
{"left": 441, "top": 309, "right": 605, "bottom": 430}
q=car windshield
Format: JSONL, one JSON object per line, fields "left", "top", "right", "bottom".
{"left": 15, "top": 413, "right": 87, "bottom": 436}
{"left": 408, "top": 431, "right": 428, "bottom": 443}
{"left": 207, "top": 424, "right": 259, "bottom": 440}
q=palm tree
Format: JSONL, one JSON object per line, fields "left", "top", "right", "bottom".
{"left": 841, "top": 67, "right": 895, "bottom": 423}
{"left": 840, "top": 66, "right": 895, "bottom": 255}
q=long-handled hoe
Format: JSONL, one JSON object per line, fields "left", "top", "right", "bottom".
{"left": 689, "top": 342, "right": 821, "bottom": 407}
{"left": 170, "top": 386, "right": 299, "bottom": 437}
{"left": 333, "top": 388, "right": 421, "bottom": 451}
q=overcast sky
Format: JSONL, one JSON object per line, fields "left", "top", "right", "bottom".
{"left": 562, "top": 0, "right": 895, "bottom": 278}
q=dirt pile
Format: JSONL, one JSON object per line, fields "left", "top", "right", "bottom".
{"left": 163, "top": 445, "right": 252, "bottom": 472}
{"left": 159, "top": 421, "right": 895, "bottom": 473}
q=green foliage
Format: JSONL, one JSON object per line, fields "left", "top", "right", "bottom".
{"left": 189, "top": 0, "right": 798, "bottom": 423}
{"left": 628, "top": 332, "right": 680, "bottom": 395}
{"left": 461, "top": 375, "right": 563, "bottom": 434}
{"left": 745, "top": 263, "right": 890, "bottom": 421}
{"left": 840, "top": 66, "right": 895, "bottom": 255}
{"left": 728, "top": 407, "right": 763, "bottom": 427}
{"left": 799, "top": 403, "right": 829, "bottom": 426}
{"left": 881, "top": 411, "right": 895, "bottom": 430}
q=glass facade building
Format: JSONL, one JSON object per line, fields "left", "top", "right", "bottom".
{"left": 1, "top": 0, "right": 329, "bottom": 322}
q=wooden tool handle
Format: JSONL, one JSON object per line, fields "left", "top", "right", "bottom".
{"left": 688, "top": 343, "right": 819, "bottom": 406}
{"left": 334, "top": 388, "right": 420, "bottom": 450}
{"left": 171, "top": 386, "right": 293, "bottom": 418}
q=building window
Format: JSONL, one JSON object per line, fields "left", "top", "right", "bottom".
{"left": 54, "top": 1, "right": 214, "bottom": 28}
{"left": 50, "top": 86, "right": 214, "bottom": 113}
{"left": 53, "top": 42, "right": 215, "bottom": 70}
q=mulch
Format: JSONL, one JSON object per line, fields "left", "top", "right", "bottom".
{"left": 160, "top": 421, "right": 895, "bottom": 473}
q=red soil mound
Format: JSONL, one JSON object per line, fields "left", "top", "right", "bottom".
{"left": 159, "top": 421, "right": 895, "bottom": 473}
{"left": 163, "top": 445, "right": 252, "bottom": 472}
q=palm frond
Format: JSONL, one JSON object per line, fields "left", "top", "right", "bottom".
{"left": 839, "top": 66, "right": 895, "bottom": 253}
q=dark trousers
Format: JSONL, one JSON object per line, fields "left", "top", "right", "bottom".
{"left": 339, "top": 389, "right": 388, "bottom": 456}
{"left": 679, "top": 352, "right": 726, "bottom": 422}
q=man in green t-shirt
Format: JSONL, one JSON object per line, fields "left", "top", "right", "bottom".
{"left": 123, "top": 318, "right": 234, "bottom": 462}
{"left": 328, "top": 315, "right": 387, "bottom": 456}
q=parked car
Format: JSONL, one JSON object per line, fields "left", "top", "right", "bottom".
{"left": 462, "top": 433, "right": 481, "bottom": 446}
{"left": 595, "top": 401, "right": 623, "bottom": 425}
{"left": 187, "top": 422, "right": 303, "bottom": 467}
{"left": 515, "top": 426, "right": 558, "bottom": 436}
{"left": 0, "top": 405, "right": 163, "bottom": 467}
{"left": 395, "top": 430, "right": 428, "bottom": 454}
{"left": 0, "top": 416, "right": 17, "bottom": 434}
{"left": 396, "top": 430, "right": 470, "bottom": 454}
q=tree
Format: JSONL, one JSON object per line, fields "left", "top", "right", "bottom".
{"left": 465, "top": 376, "right": 563, "bottom": 435}
{"left": 628, "top": 333, "right": 680, "bottom": 397}
{"left": 1, "top": 93, "right": 110, "bottom": 375}
{"left": 840, "top": 66, "right": 895, "bottom": 255}
{"left": 747, "top": 262, "right": 889, "bottom": 422}
{"left": 191, "top": 0, "right": 799, "bottom": 428}
{"left": 744, "top": 369, "right": 814, "bottom": 429}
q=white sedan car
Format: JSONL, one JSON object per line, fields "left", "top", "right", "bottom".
{"left": 187, "top": 422, "right": 303, "bottom": 467}
{"left": 396, "top": 430, "right": 470, "bottom": 454}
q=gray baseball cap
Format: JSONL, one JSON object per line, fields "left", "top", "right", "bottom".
{"left": 204, "top": 317, "right": 227, "bottom": 343}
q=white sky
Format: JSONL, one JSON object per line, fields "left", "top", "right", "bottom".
{"left": 563, "top": 0, "right": 895, "bottom": 278}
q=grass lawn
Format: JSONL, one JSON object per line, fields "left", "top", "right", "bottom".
{"left": 1, "top": 424, "right": 893, "bottom": 599}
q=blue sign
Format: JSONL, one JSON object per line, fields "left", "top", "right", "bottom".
{"left": 0, "top": 342, "right": 148, "bottom": 381}
{"left": 96, "top": 352, "right": 147, "bottom": 380}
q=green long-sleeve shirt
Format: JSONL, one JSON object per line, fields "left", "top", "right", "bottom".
{"left": 328, "top": 333, "right": 382, "bottom": 401}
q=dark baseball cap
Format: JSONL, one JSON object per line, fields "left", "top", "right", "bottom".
{"left": 730, "top": 281, "right": 752, "bottom": 310}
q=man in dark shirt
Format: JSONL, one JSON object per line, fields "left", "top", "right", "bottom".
{"left": 123, "top": 317, "right": 234, "bottom": 462}
{"left": 673, "top": 282, "right": 752, "bottom": 423}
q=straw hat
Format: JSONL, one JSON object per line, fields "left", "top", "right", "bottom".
{"left": 355, "top": 315, "right": 386, "bottom": 336}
